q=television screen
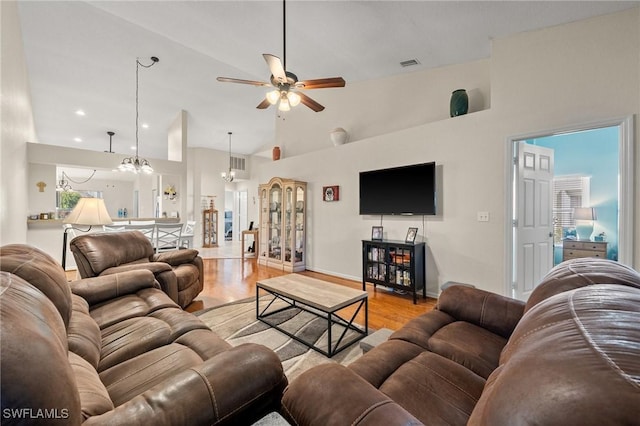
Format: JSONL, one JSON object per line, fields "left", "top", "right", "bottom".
{"left": 359, "top": 162, "right": 436, "bottom": 215}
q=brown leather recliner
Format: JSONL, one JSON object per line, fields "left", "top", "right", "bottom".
{"left": 1, "top": 244, "right": 287, "bottom": 425}
{"left": 70, "top": 230, "right": 203, "bottom": 308}
{"left": 282, "top": 258, "right": 640, "bottom": 425}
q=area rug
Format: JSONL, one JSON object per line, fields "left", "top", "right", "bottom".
{"left": 195, "top": 297, "right": 365, "bottom": 381}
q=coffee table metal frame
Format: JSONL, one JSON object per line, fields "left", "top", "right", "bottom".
{"left": 256, "top": 275, "right": 368, "bottom": 358}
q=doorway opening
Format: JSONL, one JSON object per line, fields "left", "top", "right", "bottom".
{"left": 506, "top": 116, "right": 634, "bottom": 300}
{"left": 224, "top": 190, "right": 248, "bottom": 242}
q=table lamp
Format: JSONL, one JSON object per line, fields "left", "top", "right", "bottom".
{"left": 573, "top": 207, "right": 596, "bottom": 241}
{"left": 62, "top": 197, "right": 113, "bottom": 269}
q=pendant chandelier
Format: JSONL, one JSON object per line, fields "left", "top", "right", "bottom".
{"left": 119, "top": 56, "right": 159, "bottom": 174}
{"left": 221, "top": 132, "right": 235, "bottom": 182}
{"left": 56, "top": 173, "right": 72, "bottom": 192}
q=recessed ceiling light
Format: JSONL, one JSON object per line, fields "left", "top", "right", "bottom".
{"left": 142, "top": 123, "right": 149, "bottom": 129}
{"left": 74, "top": 137, "right": 82, "bottom": 142}
{"left": 75, "top": 109, "right": 86, "bottom": 116}
{"left": 131, "top": 146, "right": 137, "bottom": 150}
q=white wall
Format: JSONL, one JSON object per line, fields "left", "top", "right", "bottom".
{"left": 1, "top": 1, "right": 38, "bottom": 245}
{"left": 276, "top": 59, "right": 491, "bottom": 158}
{"left": 28, "top": 163, "right": 56, "bottom": 218}
{"left": 70, "top": 178, "right": 135, "bottom": 219}
{"left": 253, "top": 8, "right": 640, "bottom": 296}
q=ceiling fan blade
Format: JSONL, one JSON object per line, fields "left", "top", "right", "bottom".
{"left": 217, "top": 77, "right": 271, "bottom": 87}
{"left": 298, "top": 92, "right": 325, "bottom": 112}
{"left": 297, "top": 77, "right": 346, "bottom": 89}
{"left": 263, "top": 54, "right": 287, "bottom": 84}
{"left": 256, "top": 98, "right": 271, "bottom": 109}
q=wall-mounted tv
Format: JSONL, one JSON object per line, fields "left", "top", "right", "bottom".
{"left": 359, "top": 162, "right": 436, "bottom": 215}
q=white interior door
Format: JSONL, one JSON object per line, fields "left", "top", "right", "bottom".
{"left": 233, "top": 190, "right": 248, "bottom": 238}
{"left": 514, "top": 141, "right": 554, "bottom": 300}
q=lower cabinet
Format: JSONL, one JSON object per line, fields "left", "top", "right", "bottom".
{"left": 362, "top": 239, "right": 426, "bottom": 304}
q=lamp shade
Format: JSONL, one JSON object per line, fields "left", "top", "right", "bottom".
{"left": 573, "top": 207, "right": 597, "bottom": 221}
{"left": 63, "top": 198, "right": 112, "bottom": 225}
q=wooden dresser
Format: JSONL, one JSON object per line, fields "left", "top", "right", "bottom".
{"left": 562, "top": 240, "right": 608, "bottom": 261}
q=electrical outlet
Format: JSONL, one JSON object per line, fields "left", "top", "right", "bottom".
{"left": 477, "top": 211, "right": 490, "bottom": 222}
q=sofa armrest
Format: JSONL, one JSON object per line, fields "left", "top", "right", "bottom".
{"left": 100, "top": 262, "right": 179, "bottom": 304}
{"left": 437, "top": 285, "right": 525, "bottom": 339}
{"left": 282, "top": 364, "right": 422, "bottom": 426}
{"left": 69, "top": 270, "right": 159, "bottom": 306}
{"left": 82, "top": 344, "right": 287, "bottom": 426}
{"left": 101, "top": 262, "right": 172, "bottom": 276}
{"left": 152, "top": 249, "right": 199, "bottom": 266}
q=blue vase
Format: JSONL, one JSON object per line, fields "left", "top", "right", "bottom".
{"left": 450, "top": 89, "right": 469, "bottom": 117}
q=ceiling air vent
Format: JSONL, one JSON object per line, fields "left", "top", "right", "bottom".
{"left": 230, "top": 156, "right": 246, "bottom": 171}
{"left": 400, "top": 59, "right": 420, "bottom": 68}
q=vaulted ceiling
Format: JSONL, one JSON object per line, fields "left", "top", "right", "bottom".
{"left": 18, "top": 1, "right": 638, "bottom": 160}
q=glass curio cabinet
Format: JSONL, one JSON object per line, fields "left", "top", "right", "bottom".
{"left": 258, "top": 177, "right": 306, "bottom": 272}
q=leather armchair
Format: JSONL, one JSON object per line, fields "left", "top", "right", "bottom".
{"left": 70, "top": 230, "right": 203, "bottom": 308}
{"left": 1, "top": 244, "right": 287, "bottom": 425}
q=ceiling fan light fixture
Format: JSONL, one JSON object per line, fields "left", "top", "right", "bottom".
{"left": 266, "top": 90, "right": 280, "bottom": 105}
{"left": 287, "top": 91, "right": 301, "bottom": 107}
{"left": 278, "top": 97, "right": 291, "bottom": 112}
{"left": 216, "top": 0, "right": 344, "bottom": 113}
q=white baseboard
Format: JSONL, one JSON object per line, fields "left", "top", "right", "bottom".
{"left": 305, "top": 266, "right": 361, "bottom": 283}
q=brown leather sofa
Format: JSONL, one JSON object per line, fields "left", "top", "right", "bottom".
{"left": 282, "top": 258, "right": 640, "bottom": 425}
{"left": 1, "top": 244, "right": 287, "bottom": 425}
{"left": 70, "top": 230, "right": 203, "bottom": 308}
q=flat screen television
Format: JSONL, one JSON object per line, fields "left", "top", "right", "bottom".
{"left": 359, "top": 162, "right": 436, "bottom": 215}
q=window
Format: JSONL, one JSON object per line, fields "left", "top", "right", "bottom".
{"left": 552, "top": 176, "right": 590, "bottom": 242}
{"left": 57, "top": 190, "right": 103, "bottom": 219}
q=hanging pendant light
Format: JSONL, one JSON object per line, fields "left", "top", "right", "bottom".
{"left": 221, "top": 132, "right": 235, "bottom": 182}
{"left": 56, "top": 172, "right": 72, "bottom": 192}
{"left": 56, "top": 169, "right": 97, "bottom": 192}
{"left": 119, "top": 56, "right": 159, "bottom": 174}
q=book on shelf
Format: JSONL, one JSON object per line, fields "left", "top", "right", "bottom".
{"left": 378, "top": 264, "right": 386, "bottom": 279}
{"left": 367, "top": 247, "right": 387, "bottom": 262}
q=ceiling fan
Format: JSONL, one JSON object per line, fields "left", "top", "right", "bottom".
{"left": 216, "top": 0, "right": 345, "bottom": 112}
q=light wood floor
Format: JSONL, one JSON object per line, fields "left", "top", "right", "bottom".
{"left": 185, "top": 258, "right": 437, "bottom": 331}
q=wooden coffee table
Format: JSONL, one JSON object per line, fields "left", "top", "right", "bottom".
{"left": 256, "top": 274, "right": 368, "bottom": 358}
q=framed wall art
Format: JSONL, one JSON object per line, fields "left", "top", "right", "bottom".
{"left": 323, "top": 185, "right": 340, "bottom": 202}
